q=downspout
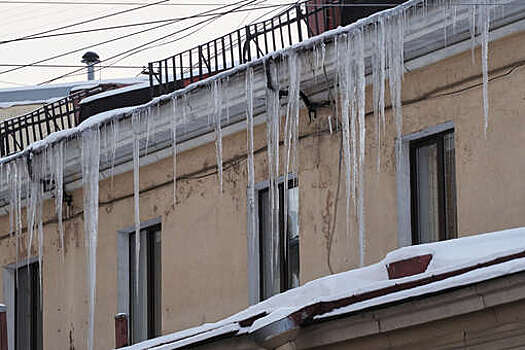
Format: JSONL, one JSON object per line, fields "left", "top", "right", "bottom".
{"left": 252, "top": 316, "right": 300, "bottom": 350}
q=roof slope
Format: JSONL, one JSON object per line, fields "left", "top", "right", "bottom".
{"left": 122, "top": 226, "right": 525, "bottom": 350}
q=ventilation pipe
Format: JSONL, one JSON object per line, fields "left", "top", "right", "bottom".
{"left": 81, "top": 51, "right": 100, "bottom": 81}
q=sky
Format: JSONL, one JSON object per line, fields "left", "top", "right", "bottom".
{"left": 0, "top": 0, "right": 292, "bottom": 88}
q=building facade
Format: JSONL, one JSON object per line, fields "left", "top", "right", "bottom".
{"left": 0, "top": 1, "right": 524, "bottom": 349}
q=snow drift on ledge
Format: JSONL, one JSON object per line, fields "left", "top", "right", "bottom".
{"left": 120, "top": 226, "right": 525, "bottom": 350}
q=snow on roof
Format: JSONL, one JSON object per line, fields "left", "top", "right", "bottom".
{"left": 121, "top": 226, "right": 525, "bottom": 350}
{"left": 0, "top": 77, "right": 147, "bottom": 104}
{"left": 80, "top": 81, "right": 149, "bottom": 104}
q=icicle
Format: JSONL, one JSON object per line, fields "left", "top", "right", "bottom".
{"left": 144, "top": 106, "right": 153, "bottom": 156}
{"left": 131, "top": 110, "right": 141, "bottom": 322}
{"left": 470, "top": 5, "right": 477, "bottom": 64}
{"left": 336, "top": 34, "right": 354, "bottom": 240}
{"left": 27, "top": 154, "right": 41, "bottom": 268}
{"left": 212, "top": 80, "right": 224, "bottom": 193}
{"left": 37, "top": 152, "right": 44, "bottom": 305}
{"left": 479, "top": 1, "right": 490, "bottom": 137}
{"left": 386, "top": 14, "right": 406, "bottom": 174}
{"left": 81, "top": 128, "right": 101, "bottom": 350}
{"left": 283, "top": 52, "right": 301, "bottom": 263}
{"left": 110, "top": 117, "right": 120, "bottom": 189}
{"left": 171, "top": 97, "right": 178, "bottom": 206}
{"left": 54, "top": 142, "right": 65, "bottom": 261}
{"left": 356, "top": 29, "right": 366, "bottom": 267}
{"left": 265, "top": 59, "right": 281, "bottom": 292}
{"left": 373, "top": 18, "right": 386, "bottom": 172}
{"left": 225, "top": 76, "right": 231, "bottom": 123}
{"left": 245, "top": 68, "right": 257, "bottom": 285}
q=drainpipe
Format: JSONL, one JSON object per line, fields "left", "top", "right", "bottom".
{"left": 0, "top": 304, "right": 7, "bottom": 350}
{"left": 114, "top": 313, "right": 129, "bottom": 348}
{"left": 275, "top": 342, "right": 297, "bottom": 350}
{"left": 252, "top": 316, "right": 300, "bottom": 350}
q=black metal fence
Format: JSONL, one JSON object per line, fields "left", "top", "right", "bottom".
{"left": 148, "top": 0, "right": 342, "bottom": 95}
{"left": 0, "top": 87, "right": 101, "bottom": 157}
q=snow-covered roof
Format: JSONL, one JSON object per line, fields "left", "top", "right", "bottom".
{"left": 0, "top": 77, "right": 147, "bottom": 106}
{"left": 122, "top": 226, "right": 525, "bottom": 350}
{"left": 80, "top": 81, "right": 150, "bottom": 105}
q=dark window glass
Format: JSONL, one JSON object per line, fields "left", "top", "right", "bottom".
{"left": 259, "top": 179, "right": 299, "bottom": 300}
{"left": 16, "top": 262, "right": 43, "bottom": 350}
{"left": 410, "top": 129, "right": 457, "bottom": 244}
{"left": 129, "top": 225, "right": 162, "bottom": 343}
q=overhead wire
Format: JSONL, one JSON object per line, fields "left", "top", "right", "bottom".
{"left": 41, "top": 0, "right": 291, "bottom": 82}
{"left": 2, "top": 0, "right": 173, "bottom": 44}
{"left": 0, "top": 0, "right": 255, "bottom": 76}
{"left": 37, "top": 0, "right": 260, "bottom": 84}
{"left": 0, "top": 3, "right": 291, "bottom": 44}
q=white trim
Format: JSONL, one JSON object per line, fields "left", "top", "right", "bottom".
{"left": 117, "top": 218, "right": 161, "bottom": 317}
{"left": 396, "top": 121, "right": 454, "bottom": 247}
{"left": 2, "top": 257, "right": 39, "bottom": 350}
{"left": 247, "top": 175, "right": 297, "bottom": 305}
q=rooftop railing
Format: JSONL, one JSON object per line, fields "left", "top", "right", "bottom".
{"left": 148, "top": 0, "right": 342, "bottom": 96}
{"left": 0, "top": 87, "right": 101, "bottom": 157}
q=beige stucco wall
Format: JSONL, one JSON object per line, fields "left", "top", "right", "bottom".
{"left": 0, "top": 29, "right": 523, "bottom": 349}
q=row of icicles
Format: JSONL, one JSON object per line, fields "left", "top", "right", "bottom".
{"left": 0, "top": 1, "right": 493, "bottom": 349}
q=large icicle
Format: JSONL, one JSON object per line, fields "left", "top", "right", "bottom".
{"left": 265, "top": 59, "right": 281, "bottom": 293}
{"left": 386, "top": 14, "right": 406, "bottom": 176}
{"left": 212, "top": 80, "right": 224, "bottom": 193}
{"left": 283, "top": 52, "right": 301, "bottom": 260}
{"left": 81, "top": 128, "right": 101, "bottom": 350}
{"left": 479, "top": 1, "right": 490, "bottom": 137}
{"left": 355, "top": 29, "right": 367, "bottom": 267}
{"left": 171, "top": 97, "right": 178, "bottom": 206}
{"left": 336, "top": 34, "right": 354, "bottom": 240}
{"left": 372, "top": 18, "right": 386, "bottom": 171}
{"left": 131, "top": 110, "right": 142, "bottom": 318}
{"left": 54, "top": 141, "right": 65, "bottom": 261}
{"left": 245, "top": 68, "right": 257, "bottom": 290}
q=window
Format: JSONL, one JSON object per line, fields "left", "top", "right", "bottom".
{"left": 258, "top": 178, "right": 299, "bottom": 300}
{"left": 129, "top": 225, "right": 161, "bottom": 344}
{"left": 16, "top": 262, "right": 42, "bottom": 350}
{"left": 410, "top": 129, "right": 457, "bottom": 244}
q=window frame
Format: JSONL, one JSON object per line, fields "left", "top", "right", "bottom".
{"left": 249, "top": 174, "right": 299, "bottom": 302}
{"left": 2, "top": 257, "right": 40, "bottom": 350}
{"left": 15, "top": 262, "right": 42, "bottom": 350}
{"left": 117, "top": 217, "right": 162, "bottom": 344}
{"left": 409, "top": 128, "right": 456, "bottom": 244}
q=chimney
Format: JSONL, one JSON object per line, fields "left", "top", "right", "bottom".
{"left": 81, "top": 51, "right": 100, "bottom": 81}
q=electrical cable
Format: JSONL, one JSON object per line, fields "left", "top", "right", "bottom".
{"left": 0, "top": 3, "right": 290, "bottom": 44}
{"left": 37, "top": 0, "right": 259, "bottom": 84}
{"left": 2, "top": 0, "right": 172, "bottom": 43}
{"left": 0, "top": 0, "right": 254, "bottom": 76}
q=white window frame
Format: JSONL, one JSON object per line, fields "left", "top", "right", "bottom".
{"left": 2, "top": 256, "right": 39, "bottom": 350}
{"left": 247, "top": 174, "right": 297, "bottom": 305}
{"left": 117, "top": 217, "right": 161, "bottom": 319}
{"left": 396, "top": 121, "right": 454, "bottom": 247}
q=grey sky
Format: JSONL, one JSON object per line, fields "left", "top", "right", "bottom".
{"left": 0, "top": 0, "right": 291, "bottom": 88}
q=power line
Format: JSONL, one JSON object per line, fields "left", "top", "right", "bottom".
{"left": 38, "top": 0, "right": 259, "bottom": 84}
{"left": 3, "top": 0, "right": 171, "bottom": 44}
{"left": 0, "top": 0, "right": 253, "bottom": 76}
{"left": 0, "top": 1, "right": 240, "bottom": 4}
{"left": 0, "top": 63, "right": 194, "bottom": 68}
{"left": 0, "top": 3, "right": 287, "bottom": 44}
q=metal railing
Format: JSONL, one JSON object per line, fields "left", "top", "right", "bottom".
{"left": 148, "top": 0, "right": 342, "bottom": 95}
{"left": 0, "top": 87, "right": 101, "bottom": 157}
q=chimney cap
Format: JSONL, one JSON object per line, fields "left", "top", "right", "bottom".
{"left": 82, "top": 51, "right": 100, "bottom": 64}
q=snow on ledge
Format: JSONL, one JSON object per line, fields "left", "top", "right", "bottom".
{"left": 121, "top": 226, "right": 525, "bottom": 350}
